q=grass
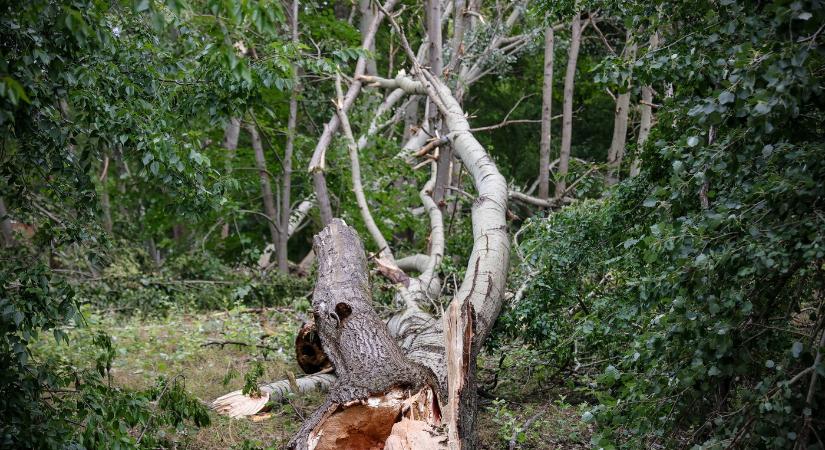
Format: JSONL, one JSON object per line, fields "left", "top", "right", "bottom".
{"left": 33, "top": 306, "right": 591, "bottom": 449}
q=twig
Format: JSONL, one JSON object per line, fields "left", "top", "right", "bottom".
{"left": 99, "top": 154, "right": 109, "bottom": 183}
{"left": 590, "top": 20, "right": 615, "bottom": 55}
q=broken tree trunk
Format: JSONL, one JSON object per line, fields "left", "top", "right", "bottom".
{"left": 287, "top": 219, "right": 442, "bottom": 450}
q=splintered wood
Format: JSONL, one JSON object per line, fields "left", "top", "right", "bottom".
{"left": 444, "top": 298, "right": 473, "bottom": 450}
{"left": 307, "top": 387, "right": 445, "bottom": 450}
{"left": 211, "top": 390, "right": 270, "bottom": 419}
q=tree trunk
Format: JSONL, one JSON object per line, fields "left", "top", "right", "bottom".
{"left": 606, "top": 33, "right": 637, "bottom": 186}
{"left": 629, "top": 32, "right": 659, "bottom": 178}
{"left": 247, "top": 124, "right": 279, "bottom": 245}
{"left": 402, "top": 96, "right": 420, "bottom": 142}
{"left": 0, "top": 197, "right": 16, "bottom": 247}
{"left": 555, "top": 13, "right": 582, "bottom": 198}
{"left": 445, "top": 0, "right": 466, "bottom": 75}
{"left": 99, "top": 154, "right": 113, "bottom": 233}
{"left": 279, "top": 0, "right": 300, "bottom": 274}
{"left": 538, "top": 27, "right": 554, "bottom": 201}
{"left": 221, "top": 117, "right": 241, "bottom": 238}
{"left": 223, "top": 117, "right": 241, "bottom": 152}
{"left": 428, "top": 0, "right": 450, "bottom": 210}
{"left": 359, "top": 0, "right": 378, "bottom": 76}
{"left": 287, "top": 219, "right": 440, "bottom": 450}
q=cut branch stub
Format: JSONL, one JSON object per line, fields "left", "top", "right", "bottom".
{"left": 288, "top": 219, "right": 442, "bottom": 449}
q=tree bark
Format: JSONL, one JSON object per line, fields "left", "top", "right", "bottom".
{"left": 555, "top": 13, "right": 582, "bottom": 198}
{"left": 538, "top": 26, "right": 554, "bottom": 201}
{"left": 629, "top": 32, "right": 659, "bottom": 178}
{"left": 428, "top": 0, "right": 451, "bottom": 210}
{"left": 359, "top": 0, "right": 378, "bottom": 76}
{"left": 247, "top": 124, "right": 279, "bottom": 245}
{"left": 402, "top": 96, "right": 420, "bottom": 142}
{"left": 223, "top": 117, "right": 241, "bottom": 152}
{"left": 0, "top": 197, "right": 16, "bottom": 247}
{"left": 221, "top": 117, "right": 241, "bottom": 238}
{"left": 334, "top": 74, "right": 400, "bottom": 274}
{"left": 287, "top": 219, "right": 439, "bottom": 449}
{"left": 278, "top": 0, "right": 300, "bottom": 274}
{"left": 99, "top": 154, "right": 113, "bottom": 233}
{"left": 360, "top": 67, "right": 510, "bottom": 447}
{"left": 606, "top": 33, "right": 637, "bottom": 186}
{"left": 445, "top": 0, "right": 466, "bottom": 75}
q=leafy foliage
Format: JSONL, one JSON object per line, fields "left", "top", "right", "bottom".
{"left": 500, "top": 0, "right": 825, "bottom": 447}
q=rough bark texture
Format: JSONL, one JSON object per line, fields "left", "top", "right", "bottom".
{"left": 556, "top": 13, "right": 582, "bottom": 198}
{"left": 247, "top": 124, "right": 279, "bottom": 245}
{"left": 538, "top": 26, "right": 554, "bottom": 201}
{"left": 287, "top": 219, "right": 437, "bottom": 449}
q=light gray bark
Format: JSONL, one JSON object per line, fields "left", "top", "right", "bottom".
{"left": 223, "top": 117, "right": 241, "bottom": 152}
{"left": 0, "top": 197, "right": 15, "bottom": 247}
{"left": 335, "top": 74, "right": 398, "bottom": 269}
{"left": 538, "top": 26, "right": 554, "bottom": 201}
{"left": 247, "top": 124, "right": 279, "bottom": 245}
{"left": 359, "top": 0, "right": 378, "bottom": 76}
{"left": 279, "top": 0, "right": 300, "bottom": 273}
{"left": 607, "top": 34, "right": 637, "bottom": 186}
{"left": 445, "top": 0, "right": 466, "bottom": 74}
{"left": 555, "top": 13, "right": 582, "bottom": 198}
{"left": 630, "top": 32, "right": 659, "bottom": 178}
{"left": 100, "top": 154, "right": 113, "bottom": 233}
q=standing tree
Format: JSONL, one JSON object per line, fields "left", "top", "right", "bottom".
{"left": 556, "top": 12, "right": 584, "bottom": 198}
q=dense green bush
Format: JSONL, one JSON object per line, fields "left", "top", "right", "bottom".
{"left": 500, "top": 0, "right": 825, "bottom": 447}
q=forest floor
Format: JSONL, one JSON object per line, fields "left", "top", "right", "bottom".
{"left": 33, "top": 306, "right": 592, "bottom": 449}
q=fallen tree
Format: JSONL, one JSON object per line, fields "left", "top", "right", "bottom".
{"left": 214, "top": 63, "right": 509, "bottom": 450}
{"left": 213, "top": 3, "right": 523, "bottom": 447}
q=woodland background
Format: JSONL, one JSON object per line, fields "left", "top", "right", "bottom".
{"left": 1, "top": 0, "right": 824, "bottom": 448}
